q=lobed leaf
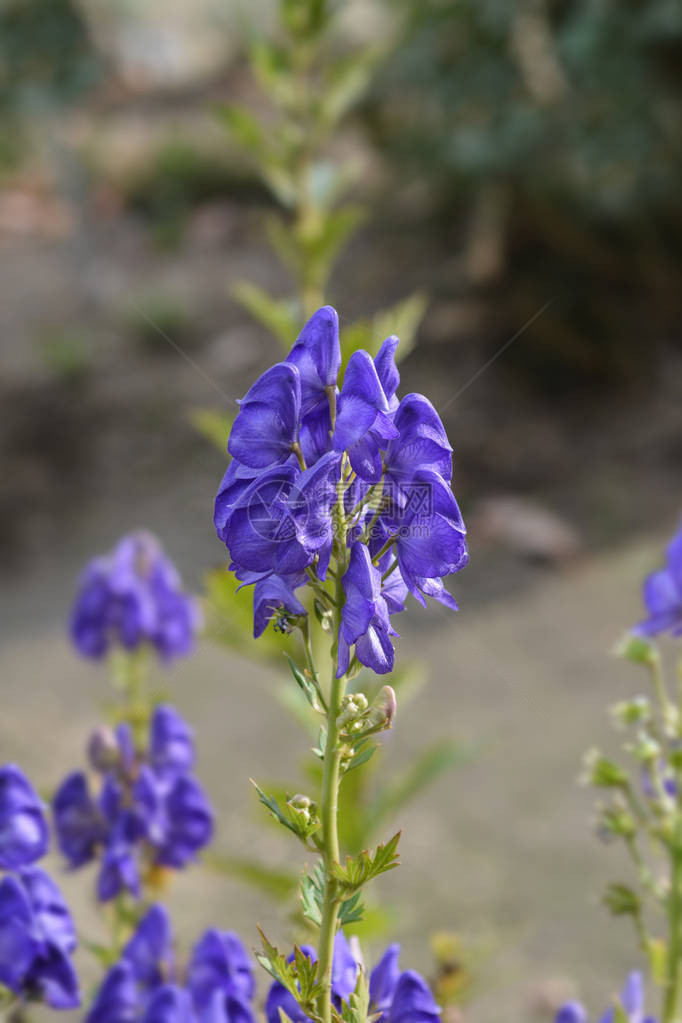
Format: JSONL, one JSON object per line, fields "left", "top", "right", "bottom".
{"left": 330, "top": 832, "right": 401, "bottom": 894}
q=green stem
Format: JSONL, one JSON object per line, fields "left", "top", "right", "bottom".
{"left": 664, "top": 827, "right": 682, "bottom": 1023}
{"left": 316, "top": 539, "right": 347, "bottom": 1021}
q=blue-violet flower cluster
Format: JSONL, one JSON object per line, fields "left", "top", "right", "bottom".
{"left": 214, "top": 306, "right": 468, "bottom": 674}
{"left": 265, "top": 935, "right": 440, "bottom": 1023}
{"left": 71, "top": 530, "right": 201, "bottom": 661}
{"left": 53, "top": 705, "right": 213, "bottom": 901}
{"left": 555, "top": 971, "right": 657, "bottom": 1023}
{"left": 86, "top": 903, "right": 255, "bottom": 1023}
{"left": 0, "top": 764, "right": 80, "bottom": 1009}
{"left": 635, "top": 521, "right": 682, "bottom": 639}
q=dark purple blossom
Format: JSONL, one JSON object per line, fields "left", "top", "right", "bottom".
{"left": 71, "top": 532, "right": 201, "bottom": 663}
{"left": 253, "top": 574, "right": 307, "bottom": 638}
{"left": 86, "top": 908, "right": 254, "bottom": 1023}
{"left": 555, "top": 971, "right": 657, "bottom": 1023}
{"left": 635, "top": 523, "right": 682, "bottom": 638}
{"left": 333, "top": 350, "right": 398, "bottom": 483}
{"left": 0, "top": 764, "right": 49, "bottom": 870}
{"left": 214, "top": 305, "right": 468, "bottom": 669}
{"left": 337, "top": 542, "right": 398, "bottom": 677}
{"left": 286, "top": 305, "right": 340, "bottom": 416}
{"left": 228, "top": 363, "right": 301, "bottom": 469}
{"left": 0, "top": 867, "right": 80, "bottom": 1009}
{"left": 53, "top": 705, "right": 213, "bottom": 902}
{"left": 368, "top": 945, "right": 440, "bottom": 1023}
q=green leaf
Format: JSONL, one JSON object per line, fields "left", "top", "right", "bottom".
{"left": 300, "top": 205, "right": 366, "bottom": 284}
{"left": 266, "top": 214, "right": 302, "bottom": 273}
{"left": 286, "top": 654, "right": 326, "bottom": 713}
{"left": 204, "top": 853, "right": 297, "bottom": 901}
{"left": 320, "top": 49, "right": 383, "bottom": 127}
{"left": 257, "top": 929, "right": 323, "bottom": 1015}
{"left": 646, "top": 937, "right": 667, "bottom": 986}
{"left": 340, "top": 292, "right": 428, "bottom": 371}
{"left": 252, "top": 781, "right": 321, "bottom": 843}
{"left": 338, "top": 967, "right": 372, "bottom": 1023}
{"left": 344, "top": 743, "right": 377, "bottom": 774}
{"left": 232, "top": 282, "right": 300, "bottom": 347}
{"left": 330, "top": 832, "right": 401, "bottom": 894}
{"left": 216, "top": 104, "right": 265, "bottom": 156}
{"left": 188, "top": 408, "right": 233, "bottom": 452}
{"left": 603, "top": 882, "right": 641, "bottom": 917}
{"left": 338, "top": 891, "right": 365, "bottom": 927}
{"left": 301, "top": 861, "right": 325, "bottom": 927}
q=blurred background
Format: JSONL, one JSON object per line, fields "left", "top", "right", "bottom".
{"left": 0, "top": 0, "right": 681, "bottom": 1019}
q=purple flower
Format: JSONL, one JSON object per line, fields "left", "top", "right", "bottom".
{"left": 87, "top": 910, "right": 255, "bottom": 1023}
{"left": 286, "top": 306, "right": 340, "bottom": 416}
{"left": 141, "top": 984, "right": 197, "bottom": 1023}
{"left": 333, "top": 350, "right": 399, "bottom": 483}
{"left": 368, "top": 946, "right": 440, "bottom": 1023}
{"left": 0, "top": 867, "right": 80, "bottom": 1009}
{"left": 86, "top": 961, "right": 141, "bottom": 1023}
{"left": 253, "top": 574, "right": 307, "bottom": 638}
{"left": 382, "top": 394, "right": 453, "bottom": 498}
{"left": 374, "top": 336, "right": 400, "bottom": 412}
{"left": 71, "top": 532, "right": 201, "bottom": 663}
{"left": 122, "top": 904, "right": 173, "bottom": 992}
{"left": 265, "top": 934, "right": 357, "bottom": 1023}
{"left": 635, "top": 523, "right": 682, "bottom": 638}
{"left": 388, "top": 470, "right": 467, "bottom": 609}
{"left": 337, "top": 542, "right": 398, "bottom": 677}
{"left": 149, "top": 705, "right": 195, "bottom": 780}
{"left": 555, "top": 971, "right": 657, "bottom": 1023}
{"left": 0, "top": 764, "right": 49, "bottom": 870}
{"left": 186, "top": 929, "right": 255, "bottom": 1009}
{"left": 53, "top": 705, "right": 213, "bottom": 902}
{"left": 228, "top": 363, "right": 301, "bottom": 469}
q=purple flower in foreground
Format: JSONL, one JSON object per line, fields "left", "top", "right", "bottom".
{"left": 0, "top": 867, "right": 80, "bottom": 1009}
{"left": 0, "top": 764, "right": 49, "bottom": 870}
{"left": 228, "top": 363, "right": 302, "bottom": 469}
{"left": 87, "top": 908, "right": 255, "bottom": 1023}
{"left": 369, "top": 945, "right": 440, "bottom": 1023}
{"left": 333, "top": 350, "right": 398, "bottom": 483}
{"left": 214, "top": 305, "right": 468, "bottom": 668}
{"left": 337, "top": 542, "right": 398, "bottom": 677}
{"left": 555, "top": 971, "right": 657, "bottom": 1023}
{"left": 71, "top": 531, "right": 201, "bottom": 662}
{"left": 635, "top": 523, "right": 682, "bottom": 638}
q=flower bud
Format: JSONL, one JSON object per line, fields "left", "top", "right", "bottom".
{"left": 87, "top": 726, "right": 120, "bottom": 773}
{"left": 582, "top": 749, "right": 628, "bottom": 789}
{"left": 610, "top": 696, "right": 651, "bottom": 728}
{"left": 366, "top": 685, "right": 397, "bottom": 732}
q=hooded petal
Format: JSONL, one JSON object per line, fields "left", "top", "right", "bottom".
{"left": 142, "top": 984, "right": 197, "bottom": 1023}
{"left": 154, "top": 775, "right": 214, "bottom": 868}
{"left": 52, "top": 771, "right": 105, "bottom": 869}
{"left": 228, "top": 364, "right": 301, "bottom": 468}
{"left": 27, "top": 940, "right": 81, "bottom": 1009}
{"left": 0, "top": 764, "right": 49, "bottom": 870}
{"left": 331, "top": 931, "right": 358, "bottom": 1004}
{"left": 370, "top": 945, "right": 401, "bottom": 1015}
{"left": 0, "top": 874, "right": 39, "bottom": 991}
{"left": 287, "top": 306, "right": 341, "bottom": 412}
{"left": 20, "top": 866, "right": 77, "bottom": 954}
{"left": 253, "top": 575, "right": 307, "bottom": 638}
{"left": 149, "top": 706, "right": 195, "bottom": 779}
{"left": 86, "top": 962, "right": 139, "bottom": 1023}
{"left": 388, "top": 970, "right": 440, "bottom": 1023}
{"left": 187, "top": 928, "right": 255, "bottom": 1009}
{"left": 374, "top": 336, "right": 400, "bottom": 411}
{"left": 555, "top": 1005, "right": 588, "bottom": 1023}
{"left": 122, "top": 903, "right": 173, "bottom": 990}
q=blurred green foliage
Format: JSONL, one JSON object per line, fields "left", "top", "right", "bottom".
{"left": 0, "top": 0, "right": 100, "bottom": 166}
{"left": 379, "top": 0, "right": 682, "bottom": 216}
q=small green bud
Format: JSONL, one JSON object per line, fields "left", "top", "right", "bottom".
{"left": 583, "top": 749, "right": 629, "bottom": 789}
{"left": 600, "top": 803, "right": 636, "bottom": 840}
{"left": 613, "top": 633, "right": 657, "bottom": 667}
{"left": 628, "top": 732, "right": 661, "bottom": 764}
{"left": 610, "top": 697, "right": 651, "bottom": 728}
{"left": 603, "top": 882, "right": 641, "bottom": 917}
